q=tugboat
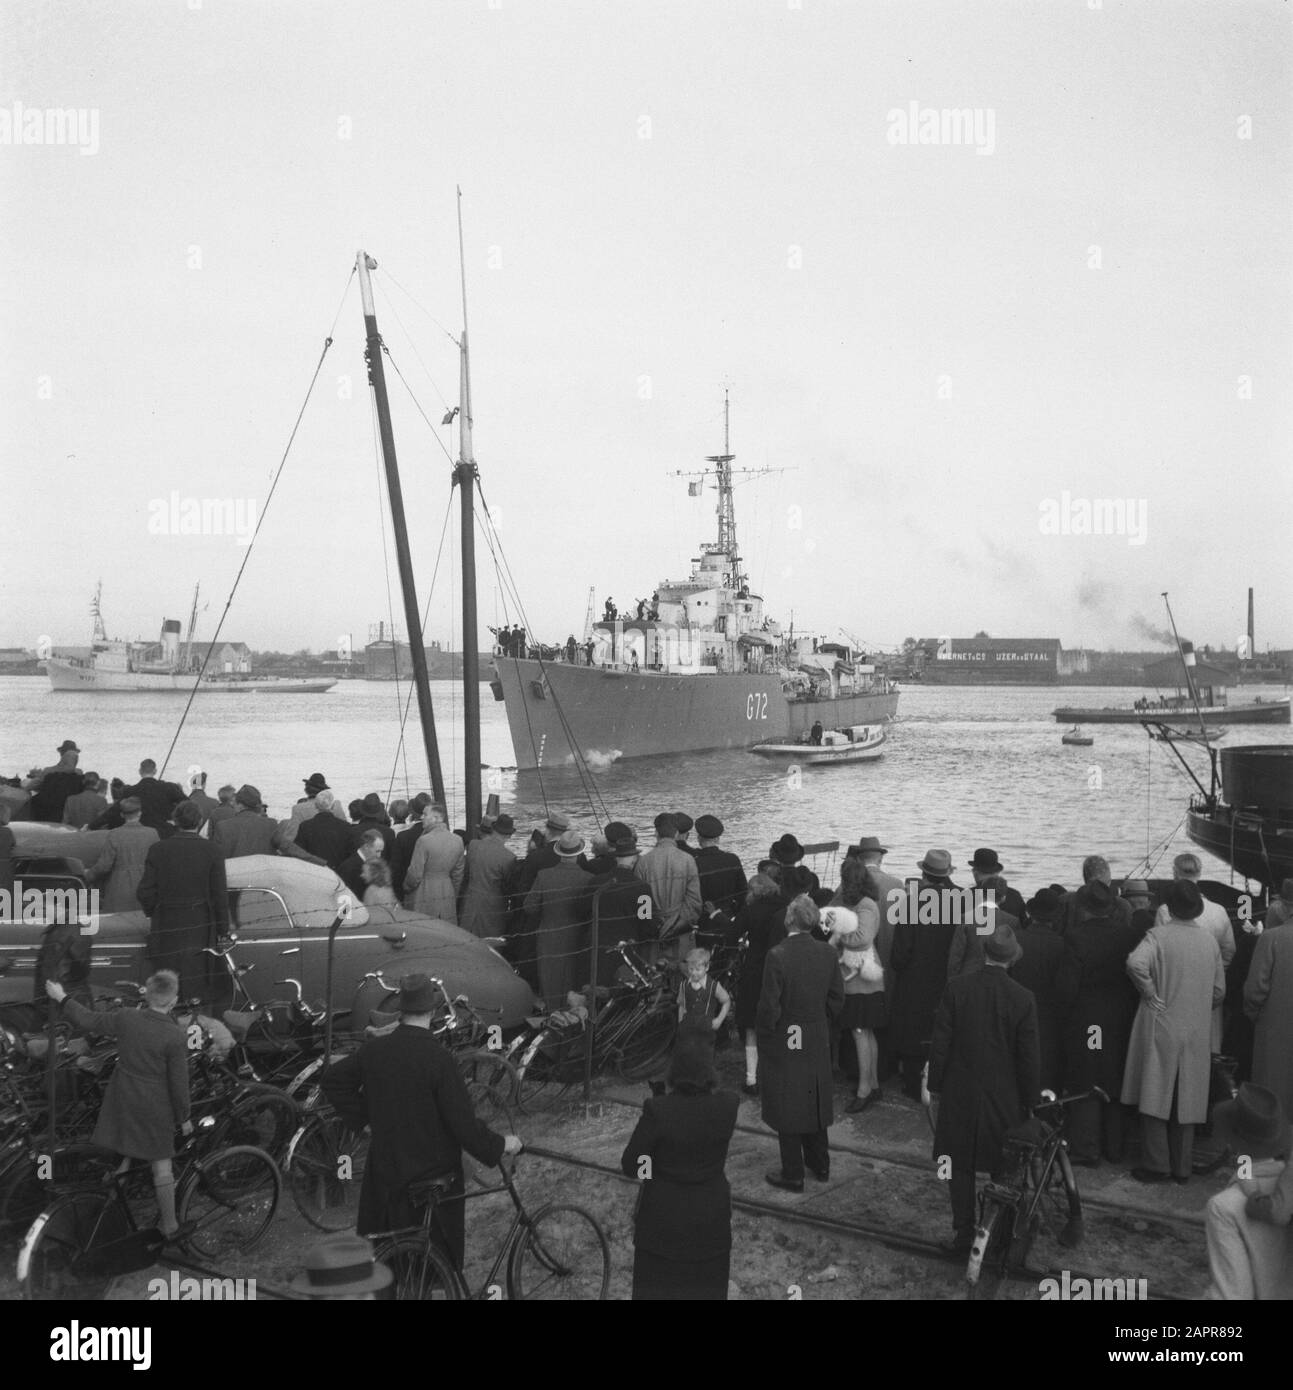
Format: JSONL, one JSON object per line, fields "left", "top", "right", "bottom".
{"left": 752, "top": 723, "right": 887, "bottom": 765}
{"left": 492, "top": 395, "right": 899, "bottom": 769}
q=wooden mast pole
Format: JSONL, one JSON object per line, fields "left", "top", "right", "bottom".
{"left": 454, "top": 191, "right": 482, "bottom": 839}
{"left": 356, "top": 251, "right": 446, "bottom": 806}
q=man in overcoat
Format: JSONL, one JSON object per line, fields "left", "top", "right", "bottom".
{"left": 136, "top": 799, "right": 230, "bottom": 1004}
{"left": 1122, "top": 881, "right": 1225, "bottom": 1183}
{"left": 1243, "top": 911, "right": 1293, "bottom": 1130}
{"left": 586, "top": 826, "right": 661, "bottom": 988}
{"left": 888, "top": 850, "right": 960, "bottom": 1099}
{"left": 692, "top": 815, "right": 748, "bottom": 920}
{"left": 523, "top": 830, "right": 595, "bottom": 1008}
{"left": 927, "top": 920, "right": 1041, "bottom": 1252}
{"left": 1055, "top": 880, "right": 1140, "bottom": 1165}
{"left": 758, "top": 894, "right": 844, "bottom": 1192}
{"left": 213, "top": 785, "right": 325, "bottom": 864}
{"left": 125, "top": 758, "right": 186, "bottom": 838}
{"left": 459, "top": 814, "right": 518, "bottom": 939}
{"left": 321, "top": 973, "right": 521, "bottom": 1269}
{"left": 84, "top": 797, "right": 158, "bottom": 913}
{"left": 296, "top": 790, "right": 357, "bottom": 870}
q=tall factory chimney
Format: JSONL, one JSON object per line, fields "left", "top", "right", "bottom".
{"left": 1248, "top": 587, "right": 1255, "bottom": 657}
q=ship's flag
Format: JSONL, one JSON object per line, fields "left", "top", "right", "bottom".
{"left": 688, "top": 481, "right": 701, "bottom": 496}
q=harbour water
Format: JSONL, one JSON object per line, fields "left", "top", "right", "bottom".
{"left": 3, "top": 677, "right": 1289, "bottom": 895}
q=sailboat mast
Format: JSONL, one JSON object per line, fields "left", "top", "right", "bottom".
{"left": 356, "top": 250, "right": 447, "bottom": 807}
{"left": 455, "top": 190, "right": 482, "bottom": 839}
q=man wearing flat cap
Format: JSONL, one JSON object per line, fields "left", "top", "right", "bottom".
{"left": 322, "top": 972, "right": 521, "bottom": 1271}
{"left": 927, "top": 920, "right": 1041, "bottom": 1252}
{"left": 281, "top": 772, "right": 348, "bottom": 845}
{"left": 587, "top": 826, "right": 662, "bottom": 987}
{"left": 693, "top": 816, "right": 747, "bottom": 924}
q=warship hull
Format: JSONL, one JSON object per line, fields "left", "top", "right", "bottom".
{"left": 494, "top": 659, "right": 899, "bottom": 769}
{"left": 46, "top": 660, "right": 335, "bottom": 694}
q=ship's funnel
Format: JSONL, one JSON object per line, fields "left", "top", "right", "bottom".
{"left": 161, "top": 619, "right": 181, "bottom": 663}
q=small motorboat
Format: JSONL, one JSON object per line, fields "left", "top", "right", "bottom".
{"left": 1061, "top": 726, "right": 1094, "bottom": 747}
{"left": 1149, "top": 726, "right": 1226, "bottom": 745}
{"left": 752, "top": 724, "right": 886, "bottom": 764}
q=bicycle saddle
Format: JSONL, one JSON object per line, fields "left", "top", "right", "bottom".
{"left": 406, "top": 1172, "right": 457, "bottom": 1205}
{"left": 222, "top": 1010, "right": 259, "bottom": 1040}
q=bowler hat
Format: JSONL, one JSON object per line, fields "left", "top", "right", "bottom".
{"left": 695, "top": 814, "right": 724, "bottom": 839}
{"left": 289, "top": 1234, "right": 393, "bottom": 1298}
{"left": 771, "top": 833, "right": 805, "bottom": 865}
{"left": 544, "top": 811, "right": 571, "bottom": 834}
{"left": 969, "top": 848, "right": 1004, "bottom": 873}
{"left": 983, "top": 920, "right": 1023, "bottom": 967}
{"left": 492, "top": 813, "right": 515, "bottom": 835}
{"left": 235, "top": 784, "right": 264, "bottom": 810}
{"left": 1163, "top": 880, "right": 1204, "bottom": 922}
{"left": 397, "top": 973, "right": 439, "bottom": 1014}
{"left": 57, "top": 740, "right": 80, "bottom": 754}
{"left": 854, "top": 836, "right": 888, "bottom": 855}
{"left": 555, "top": 829, "right": 585, "bottom": 857}
{"left": 303, "top": 772, "right": 329, "bottom": 793}
{"left": 1210, "top": 1084, "right": 1291, "bottom": 1162}
{"left": 918, "top": 848, "right": 954, "bottom": 878}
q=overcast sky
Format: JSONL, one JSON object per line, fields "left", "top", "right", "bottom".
{"left": 3, "top": 0, "right": 1289, "bottom": 658}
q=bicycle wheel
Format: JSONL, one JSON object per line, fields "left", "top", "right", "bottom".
{"left": 373, "top": 1232, "right": 462, "bottom": 1300}
{"left": 286, "top": 1112, "right": 368, "bottom": 1231}
{"left": 177, "top": 1144, "right": 280, "bottom": 1259}
{"left": 614, "top": 997, "right": 677, "bottom": 1081}
{"left": 18, "top": 1190, "right": 129, "bottom": 1300}
{"left": 508, "top": 1203, "right": 610, "bottom": 1300}
{"left": 456, "top": 1049, "right": 520, "bottom": 1108}
{"left": 965, "top": 1196, "right": 1011, "bottom": 1301}
{"left": 513, "top": 1028, "right": 580, "bottom": 1109}
{"left": 210, "top": 1084, "right": 302, "bottom": 1162}
{"left": 1015, "top": 1147, "right": 1083, "bottom": 1264}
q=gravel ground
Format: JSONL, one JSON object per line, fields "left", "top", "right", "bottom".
{"left": 1, "top": 1046, "right": 1222, "bottom": 1302}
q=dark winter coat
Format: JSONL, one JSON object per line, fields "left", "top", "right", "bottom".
{"left": 136, "top": 830, "right": 230, "bottom": 996}
{"left": 1056, "top": 913, "right": 1140, "bottom": 1096}
{"left": 321, "top": 1023, "right": 505, "bottom": 1248}
{"left": 928, "top": 965, "right": 1040, "bottom": 1174}
{"left": 587, "top": 868, "right": 661, "bottom": 987}
{"left": 733, "top": 895, "right": 784, "bottom": 1033}
{"left": 620, "top": 1089, "right": 739, "bottom": 1258}
{"left": 61, "top": 997, "right": 191, "bottom": 1160}
{"left": 756, "top": 931, "right": 844, "bottom": 1134}
{"left": 693, "top": 846, "right": 748, "bottom": 918}
{"left": 297, "top": 811, "right": 358, "bottom": 871}
{"left": 1010, "top": 923, "right": 1068, "bottom": 1094}
{"left": 887, "top": 876, "right": 959, "bottom": 1056}
{"left": 523, "top": 860, "right": 595, "bottom": 1009}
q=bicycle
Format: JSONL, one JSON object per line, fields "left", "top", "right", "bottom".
{"left": 506, "top": 942, "right": 677, "bottom": 1107}
{"left": 16, "top": 1121, "right": 280, "bottom": 1299}
{"left": 965, "top": 1087, "right": 1101, "bottom": 1299}
{"left": 370, "top": 1153, "right": 609, "bottom": 1300}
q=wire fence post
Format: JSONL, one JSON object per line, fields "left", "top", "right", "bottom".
{"left": 584, "top": 886, "right": 603, "bottom": 1111}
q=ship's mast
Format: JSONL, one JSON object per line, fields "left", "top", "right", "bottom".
{"left": 90, "top": 581, "right": 107, "bottom": 645}
{"left": 705, "top": 390, "right": 743, "bottom": 590}
{"left": 182, "top": 583, "right": 200, "bottom": 672}
{"left": 453, "top": 190, "right": 482, "bottom": 840}
{"left": 356, "top": 250, "right": 447, "bottom": 807}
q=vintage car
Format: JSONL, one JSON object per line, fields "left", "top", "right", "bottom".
{"left": 0, "top": 823, "right": 536, "bottom": 1029}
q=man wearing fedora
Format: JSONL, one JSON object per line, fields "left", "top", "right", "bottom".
{"left": 460, "top": 813, "right": 518, "bottom": 939}
{"left": 322, "top": 972, "right": 522, "bottom": 1271}
{"left": 523, "top": 829, "right": 596, "bottom": 1009}
{"left": 1204, "top": 1083, "right": 1293, "bottom": 1300}
{"left": 927, "top": 920, "right": 1041, "bottom": 1253}
{"left": 280, "top": 772, "right": 347, "bottom": 844}
{"left": 889, "top": 849, "right": 961, "bottom": 1100}
{"left": 292, "top": 1234, "right": 394, "bottom": 1300}
{"left": 24, "top": 739, "right": 85, "bottom": 822}
{"left": 769, "top": 833, "right": 820, "bottom": 899}
{"left": 212, "top": 785, "right": 327, "bottom": 865}
{"left": 967, "top": 849, "right": 1029, "bottom": 928}
{"left": 588, "top": 826, "right": 663, "bottom": 987}
{"left": 351, "top": 792, "right": 396, "bottom": 858}
{"left": 1154, "top": 853, "right": 1235, "bottom": 1052}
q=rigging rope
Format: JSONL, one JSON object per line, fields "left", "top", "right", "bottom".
{"left": 159, "top": 266, "right": 355, "bottom": 778}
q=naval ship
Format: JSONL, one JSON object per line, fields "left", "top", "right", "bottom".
{"left": 491, "top": 400, "right": 899, "bottom": 770}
